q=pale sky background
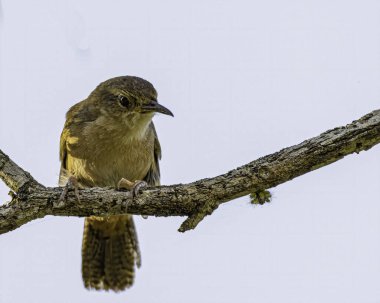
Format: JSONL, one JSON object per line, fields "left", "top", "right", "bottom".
{"left": 0, "top": 1, "right": 380, "bottom": 302}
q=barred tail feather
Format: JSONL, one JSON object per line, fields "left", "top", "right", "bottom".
{"left": 81, "top": 215, "right": 141, "bottom": 291}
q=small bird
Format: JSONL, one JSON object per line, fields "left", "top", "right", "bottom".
{"left": 59, "top": 76, "right": 173, "bottom": 291}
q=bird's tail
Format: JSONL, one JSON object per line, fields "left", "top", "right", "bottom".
{"left": 81, "top": 215, "right": 141, "bottom": 291}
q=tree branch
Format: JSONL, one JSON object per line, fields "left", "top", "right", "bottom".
{"left": 1, "top": 109, "right": 379, "bottom": 234}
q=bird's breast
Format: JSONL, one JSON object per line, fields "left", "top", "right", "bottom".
{"left": 67, "top": 133, "right": 154, "bottom": 188}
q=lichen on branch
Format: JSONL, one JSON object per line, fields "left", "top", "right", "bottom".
{"left": 0, "top": 109, "right": 379, "bottom": 234}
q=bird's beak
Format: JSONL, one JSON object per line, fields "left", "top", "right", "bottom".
{"left": 141, "top": 101, "right": 174, "bottom": 117}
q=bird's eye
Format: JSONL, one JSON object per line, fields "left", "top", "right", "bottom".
{"left": 118, "top": 95, "right": 132, "bottom": 109}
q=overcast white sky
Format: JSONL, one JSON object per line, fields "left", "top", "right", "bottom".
{"left": 0, "top": 1, "right": 380, "bottom": 302}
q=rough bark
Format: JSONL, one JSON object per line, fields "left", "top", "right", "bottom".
{"left": 0, "top": 109, "right": 379, "bottom": 234}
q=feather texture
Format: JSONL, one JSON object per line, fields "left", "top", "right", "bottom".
{"left": 59, "top": 76, "right": 164, "bottom": 291}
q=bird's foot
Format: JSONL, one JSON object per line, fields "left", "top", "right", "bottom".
{"left": 117, "top": 178, "right": 148, "bottom": 198}
{"left": 118, "top": 178, "right": 148, "bottom": 219}
{"left": 58, "top": 176, "right": 81, "bottom": 206}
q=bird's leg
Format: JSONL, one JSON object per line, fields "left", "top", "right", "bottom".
{"left": 117, "top": 178, "right": 148, "bottom": 198}
{"left": 59, "top": 176, "right": 81, "bottom": 203}
{"left": 118, "top": 178, "right": 149, "bottom": 219}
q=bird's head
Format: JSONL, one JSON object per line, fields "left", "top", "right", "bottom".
{"left": 89, "top": 76, "right": 173, "bottom": 130}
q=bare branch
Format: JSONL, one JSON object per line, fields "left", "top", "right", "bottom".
{"left": 1, "top": 109, "right": 379, "bottom": 234}
{"left": 0, "top": 150, "right": 43, "bottom": 192}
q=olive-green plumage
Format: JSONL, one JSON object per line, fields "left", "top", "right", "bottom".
{"left": 59, "top": 76, "right": 173, "bottom": 291}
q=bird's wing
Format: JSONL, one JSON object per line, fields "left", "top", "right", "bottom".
{"left": 58, "top": 100, "right": 98, "bottom": 186}
{"left": 59, "top": 125, "right": 70, "bottom": 186}
{"left": 143, "top": 122, "right": 162, "bottom": 186}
